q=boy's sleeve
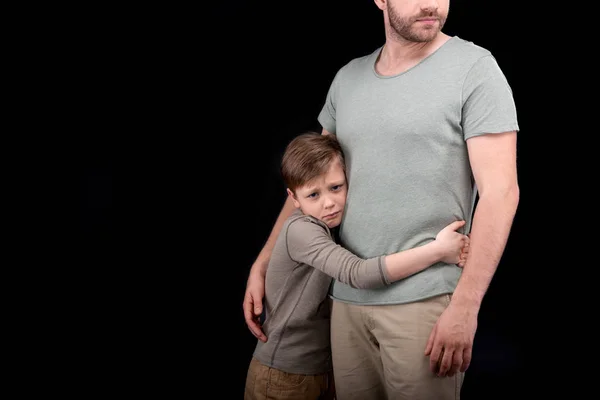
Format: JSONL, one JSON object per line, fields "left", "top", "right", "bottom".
{"left": 286, "top": 218, "right": 390, "bottom": 289}
{"left": 462, "top": 55, "right": 520, "bottom": 140}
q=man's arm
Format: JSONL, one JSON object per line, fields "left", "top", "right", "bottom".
{"left": 452, "top": 131, "right": 519, "bottom": 310}
{"left": 243, "top": 196, "right": 296, "bottom": 342}
{"left": 425, "top": 131, "right": 519, "bottom": 377}
{"left": 243, "top": 128, "right": 332, "bottom": 341}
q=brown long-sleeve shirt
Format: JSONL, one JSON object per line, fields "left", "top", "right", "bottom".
{"left": 253, "top": 209, "right": 390, "bottom": 374}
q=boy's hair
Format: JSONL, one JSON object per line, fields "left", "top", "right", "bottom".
{"left": 281, "top": 131, "right": 346, "bottom": 192}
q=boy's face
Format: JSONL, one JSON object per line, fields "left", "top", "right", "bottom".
{"left": 287, "top": 158, "right": 347, "bottom": 228}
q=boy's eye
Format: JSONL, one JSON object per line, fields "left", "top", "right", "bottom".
{"left": 331, "top": 184, "right": 343, "bottom": 191}
{"left": 307, "top": 192, "right": 318, "bottom": 199}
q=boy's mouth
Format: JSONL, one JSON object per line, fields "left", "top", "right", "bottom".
{"left": 323, "top": 211, "right": 340, "bottom": 220}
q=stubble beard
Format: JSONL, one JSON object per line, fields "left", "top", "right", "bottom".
{"left": 387, "top": 5, "right": 447, "bottom": 43}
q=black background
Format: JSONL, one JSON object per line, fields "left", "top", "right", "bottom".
{"left": 78, "top": 0, "right": 588, "bottom": 397}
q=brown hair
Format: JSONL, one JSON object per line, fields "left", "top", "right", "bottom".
{"left": 281, "top": 131, "right": 346, "bottom": 192}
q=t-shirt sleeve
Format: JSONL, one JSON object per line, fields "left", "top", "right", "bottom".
{"left": 317, "top": 69, "right": 342, "bottom": 134}
{"left": 286, "top": 218, "right": 389, "bottom": 289}
{"left": 462, "top": 55, "right": 519, "bottom": 140}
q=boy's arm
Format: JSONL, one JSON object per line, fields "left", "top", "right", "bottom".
{"left": 243, "top": 196, "right": 296, "bottom": 342}
{"left": 384, "top": 220, "right": 467, "bottom": 281}
{"left": 288, "top": 219, "right": 462, "bottom": 289}
{"left": 381, "top": 242, "right": 449, "bottom": 282}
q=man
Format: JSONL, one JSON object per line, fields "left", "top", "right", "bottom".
{"left": 244, "top": 1, "right": 519, "bottom": 398}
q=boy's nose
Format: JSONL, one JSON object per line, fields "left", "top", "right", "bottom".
{"left": 323, "top": 197, "right": 335, "bottom": 208}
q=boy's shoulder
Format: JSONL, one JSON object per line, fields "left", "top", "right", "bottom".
{"left": 280, "top": 210, "right": 331, "bottom": 241}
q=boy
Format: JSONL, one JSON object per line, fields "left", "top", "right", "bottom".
{"left": 244, "top": 132, "right": 469, "bottom": 400}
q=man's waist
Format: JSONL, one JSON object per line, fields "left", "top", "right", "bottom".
{"left": 330, "top": 263, "right": 462, "bottom": 305}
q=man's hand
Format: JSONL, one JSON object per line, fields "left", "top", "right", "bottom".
{"left": 243, "top": 270, "right": 267, "bottom": 342}
{"left": 424, "top": 302, "right": 477, "bottom": 377}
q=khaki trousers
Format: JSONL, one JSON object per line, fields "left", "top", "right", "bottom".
{"left": 245, "top": 357, "right": 336, "bottom": 400}
{"left": 330, "top": 294, "right": 464, "bottom": 400}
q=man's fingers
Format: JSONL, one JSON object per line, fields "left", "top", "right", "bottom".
{"left": 243, "top": 293, "right": 258, "bottom": 325}
{"left": 424, "top": 323, "right": 437, "bottom": 356}
{"left": 460, "top": 347, "right": 472, "bottom": 372}
{"left": 437, "top": 348, "right": 454, "bottom": 377}
{"left": 249, "top": 318, "right": 267, "bottom": 342}
{"left": 243, "top": 294, "right": 254, "bottom": 324}
{"left": 243, "top": 292, "right": 254, "bottom": 316}
{"left": 250, "top": 291, "right": 262, "bottom": 316}
{"left": 245, "top": 308, "right": 267, "bottom": 342}
{"left": 429, "top": 344, "right": 443, "bottom": 373}
{"left": 447, "top": 349, "right": 464, "bottom": 377}
{"left": 243, "top": 292, "right": 267, "bottom": 342}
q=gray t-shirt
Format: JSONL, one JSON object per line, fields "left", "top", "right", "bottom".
{"left": 253, "top": 209, "right": 390, "bottom": 374}
{"left": 317, "top": 36, "right": 519, "bottom": 305}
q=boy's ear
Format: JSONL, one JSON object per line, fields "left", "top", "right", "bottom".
{"left": 287, "top": 188, "right": 301, "bottom": 208}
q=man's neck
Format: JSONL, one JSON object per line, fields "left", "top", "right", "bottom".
{"left": 376, "top": 33, "right": 451, "bottom": 76}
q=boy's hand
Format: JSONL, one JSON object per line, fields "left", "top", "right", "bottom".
{"left": 435, "top": 220, "right": 469, "bottom": 265}
{"left": 457, "top": 235, "right": 470, "bottom": 267}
